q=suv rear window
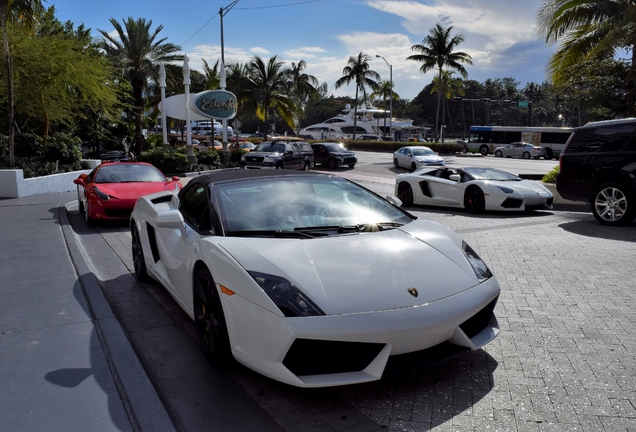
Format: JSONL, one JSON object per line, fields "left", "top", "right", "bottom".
{"left": 566, "top": 123, "right": 636, "bottom": 153}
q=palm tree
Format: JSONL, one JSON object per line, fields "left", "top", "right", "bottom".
{"left": 1, "top": 0, "right": 43, "bottom": 168}
{"left": 370, "top": 80, "right": 400, "bottom": 136}
{"left": 407, "top": 23, "right": 473, "bottom": 142}
{"left": 288, "top": 60, "right": 319, "bottom": 134}
{"left": 98, "top": 17, "right": 183, "bottom": 156}
{"left": 201, "top": 58, "right": 220, "bottom": 90}
{"left": 536, "top": 0, "right": 636, "bottom": 111}
{"left": 334, "top": 52, "right": 381, "bottom": 140}
{"left": 430, "top": 71, "right": 464, "bottom": 140}
{"left": 245, "top": 55, "right": 296, "bottom": 141}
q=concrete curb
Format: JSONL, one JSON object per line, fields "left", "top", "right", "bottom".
{"left": 58, "top": 204, "right": 176, "bottom": 432}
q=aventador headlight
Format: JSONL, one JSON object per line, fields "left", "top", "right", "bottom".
{"left": 462, "top": 241, "right": 493, "bottom": 282}
{"left": 248, "top": 271, "right": 325, "bottom": 317}
{"left": 496, "top": 185, "right": 514, "bottom": 194}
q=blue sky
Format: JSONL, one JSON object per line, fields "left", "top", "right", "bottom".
{"left": 51, "top": 0, "right": 554, "bottom": 101}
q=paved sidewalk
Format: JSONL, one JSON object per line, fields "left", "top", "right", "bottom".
{"left": 0, "top": 192, "right": 174, "bottom": 432}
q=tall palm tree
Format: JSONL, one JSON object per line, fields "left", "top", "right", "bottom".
{"left": 98, "top": 17, "right": 182, "bottom": 156}
{"left": 288, "top": 60, "right": 319, "bottom": 134}
{"left": 536, "top": 0, "right": 636, "bottom": 111}
{"left": 334, "top": 52, "right": 381, "bottom": 140}
{"left": 1, "top": 0, "right": 43, "bottom": 168}
{"left": 407, "top": 23, "right": 472, "bottom": 142}
{"left": 245, "top": 55, "right": 296, "bottom": 141}
{"left": 431, "top": 71, "right": 464, "bottom": 140}
{"left": 370, "top": 80, "right": 400, "bottom": 136}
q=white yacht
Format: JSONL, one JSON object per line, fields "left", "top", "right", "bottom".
{"left": 299, "top": 104, "right": 395, "bottom": 140}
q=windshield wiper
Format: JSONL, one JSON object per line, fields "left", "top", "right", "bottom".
{"left": 226, "top": 229, "right": 318, "bottom": 239}
{"left": 295, "top": 222, "right": 404, "bottom": 234}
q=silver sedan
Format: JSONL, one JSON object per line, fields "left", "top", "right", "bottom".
{"left": 493, "top": 142, "right": 547, "bottom": 159}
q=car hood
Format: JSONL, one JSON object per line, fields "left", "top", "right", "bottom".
{"left": 329, "top": 150, "right": 356, "bottom": 157}
{"left": 218, "top": 219, "right": 482, "bottom": 315}
{"left": 94, "top": 182, "right": 175, "bottom": 199}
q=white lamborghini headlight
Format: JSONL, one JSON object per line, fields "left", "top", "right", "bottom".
{"left": 248, "top": 271, "right": 325, "bottom": 317}
{"left": 496, "top": 185, "right": 514, "bottom": 194}
{"left": 462, "top": 241, "right": 493, "bottom": 282}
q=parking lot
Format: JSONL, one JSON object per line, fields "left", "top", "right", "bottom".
{"left": 71, "top": 155, "right": 636, "bottom": 431}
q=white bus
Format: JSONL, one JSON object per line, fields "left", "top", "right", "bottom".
{"left": 468, "top": 126, "right": 573, "bottom": 159}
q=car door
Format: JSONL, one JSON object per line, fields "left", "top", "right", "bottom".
{"left": 313, "top": 144, "right": 327, "bottom": 165}
{"left": 396, "top": 148, "right": 411, "bottom": 168}
{"left": 423, "top": 171, "right": 464, "bottom": 206}
{"left": 284, "top": 143, "right": 300, "bottom": 169}
{"left": 154, "top": 182, "right": 211, "bottom": 307}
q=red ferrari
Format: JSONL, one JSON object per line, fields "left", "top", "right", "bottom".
{"left": 74, "top": 162, "right": 182, "bottom": 225}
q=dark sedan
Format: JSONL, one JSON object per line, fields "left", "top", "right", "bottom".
{"left": 311, "top": 142, "right": 357, "bottom": 169}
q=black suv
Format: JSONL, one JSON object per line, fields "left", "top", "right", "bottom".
{"left": 310, "top": 142, "right": 357, "bottom": 169}
{"left": 556, "top": 118, "right": 636, "bottom": 226}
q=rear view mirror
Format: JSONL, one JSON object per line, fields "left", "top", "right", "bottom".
{"left": 385, "top": 195, "right": 403, "bottom": 207}
{"left": 449, "top": 174, "right": 461, "bottom": 182}
{"left": 156, "top": 210, "right": 185, "bottom": 231}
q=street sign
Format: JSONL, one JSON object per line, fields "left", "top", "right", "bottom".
{"left": 518, "top": 100, "right": 529, "bottom": 108}
{"left": 232, "top": 118, "right": 241, "bottom": 129}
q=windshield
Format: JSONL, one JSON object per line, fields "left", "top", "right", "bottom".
{"left": 325, "top": 143, "right": 348, "bottom": 152}
{"left": 411, "top": 147, "right": 435, "bottom": 156}
{"left": 462, "top": 167, "right": 521, "bottom": 181}
{"left": 217, "top": 176, "right": 412, "bottom": 235}
{"left": 94, "top": 164, "right": 166, "bottom": 183}
{"left": 254, "top": 143, "right": 286, "bottom": 153}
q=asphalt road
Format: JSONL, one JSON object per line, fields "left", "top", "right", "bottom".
{"left": 68, "top": 156, "right": 636, "bottom": 431}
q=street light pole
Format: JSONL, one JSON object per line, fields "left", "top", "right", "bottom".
{"left": 376, "top": 55, "right": 393, "bottom": 140}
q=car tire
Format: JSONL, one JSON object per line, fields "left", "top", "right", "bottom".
{"left": 275, "top": 162, "right": 283, "bottom": 169}
{"left": 545, "top": 148, "right": 553, "bottom": 160}
{"left": 495, "top": 150, "right": 503, "bottom": 157}
{"left": 393, "top": 159, "right": 399, "bottom": 168}
{"left": 327, "top": 159, "right": 337, "bottom": 169}
{"left": 85, "top": 201, "right": 95, "bottom": 226}
{"left": 303, "top": 162, "right": 310, "bottom": 171}
{"left": 131, "top": 223, "right": 150, "bottom": 282}
{"left": 397, "top": 182, "right": 414, "bottom": 206}
{"left": 464, "top": 186, "right": 486, "bottom": 213}
{"left": 193, "top": 267, "right": 233, "bottom": 367}
{"left": 348, "top": 164, "right": 355, "bottom": 168}
{"left": 523, "top": 152, "right": 531, "bottom": 159}
{"left": 411, "top": 162, "right": 417, "bottom": 171}
{"left": 479, "top": 145, "right": 489, "bottom": 156}
{"left": 591, "top": 182, "right": 636, "bottom": 226}
{"left": 78, "top": 198, "right": 85, "bottom": 214}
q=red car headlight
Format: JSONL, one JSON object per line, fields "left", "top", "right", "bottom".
{"left": 93, "top": 186, "right": 110, "bottom": 201}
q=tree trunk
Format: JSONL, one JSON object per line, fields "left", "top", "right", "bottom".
{"left": 1, "top": 2, "right": 15, "bottom": 168}
{"left": 435, "top": 68, "right": 442, "bottom": 142}
{"left": 352, "top": 86, "right": 359, "bottom": 141}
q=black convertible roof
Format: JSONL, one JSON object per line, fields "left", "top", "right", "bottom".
{"left": 189, "top": 168, "right": 328, "bottom": 185}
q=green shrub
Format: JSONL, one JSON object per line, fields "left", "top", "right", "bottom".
{"left": 196, "top": 149, "right": 222, "bottom": 169}
{"left": 542, "top": 165, "right": 559, "bottom": 183}
{"left": 138, "top": 148, "right": 189, "bottom": 174}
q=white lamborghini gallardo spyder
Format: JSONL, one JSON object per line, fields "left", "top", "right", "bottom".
{"left": 130, "top": 168, "right": 501, "bottom": 387}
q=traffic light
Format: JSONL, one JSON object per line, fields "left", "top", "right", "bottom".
{"left": 503, "top": 99, "right": 512, "bottom": 104}
{"left": 452, "top": 97, "right": 462, "bottom": 102}
{"left": 481, "top": 98, "right": 490, "bottom": 103}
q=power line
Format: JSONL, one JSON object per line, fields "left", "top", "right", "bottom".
{"left": 180, "top": 0, "right": 320, "bottom": 48}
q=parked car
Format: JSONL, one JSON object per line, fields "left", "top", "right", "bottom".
{"left": 73, "top": 162, "right": 182, "bottom": 225}
{"left": 493, "top": 142, "right": 547, "bottom": 159}
{"left": 356, "top": 134, "right": 383, "bottom": 141}
{"left": 130, "top": 169, "right": 501, "bottom": 387}
{"left": 395, "top": 166, "right": 553, "bottom": 213}
{"left": 197, "top": 140, "right": 223, "bottom": 151}
{"left": 241, "top": 140, "right": 314, "bottom": 170}
{"left": 393, "top": 146, "right": 445, "bottom": 170}
{"left": 310, "top": 142, "right": 357, "bottom": 168}
{"left": 556, "top": 118, "right": 636, "bottom": 226}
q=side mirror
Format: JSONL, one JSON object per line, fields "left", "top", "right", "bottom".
{"left": 73, "top": 177, "right": 86, "bottom": 186}
{"left": 385, "top": 195, "right": 403, "bottom": 207}
{"left": 155, "top": 210, "right": 185, "bottom": 230}
{"left": 449, "top": 174, "right": 461, "bottom": 182}
{"left": 171, "top": 176, "right": 180, "bottom": 182}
